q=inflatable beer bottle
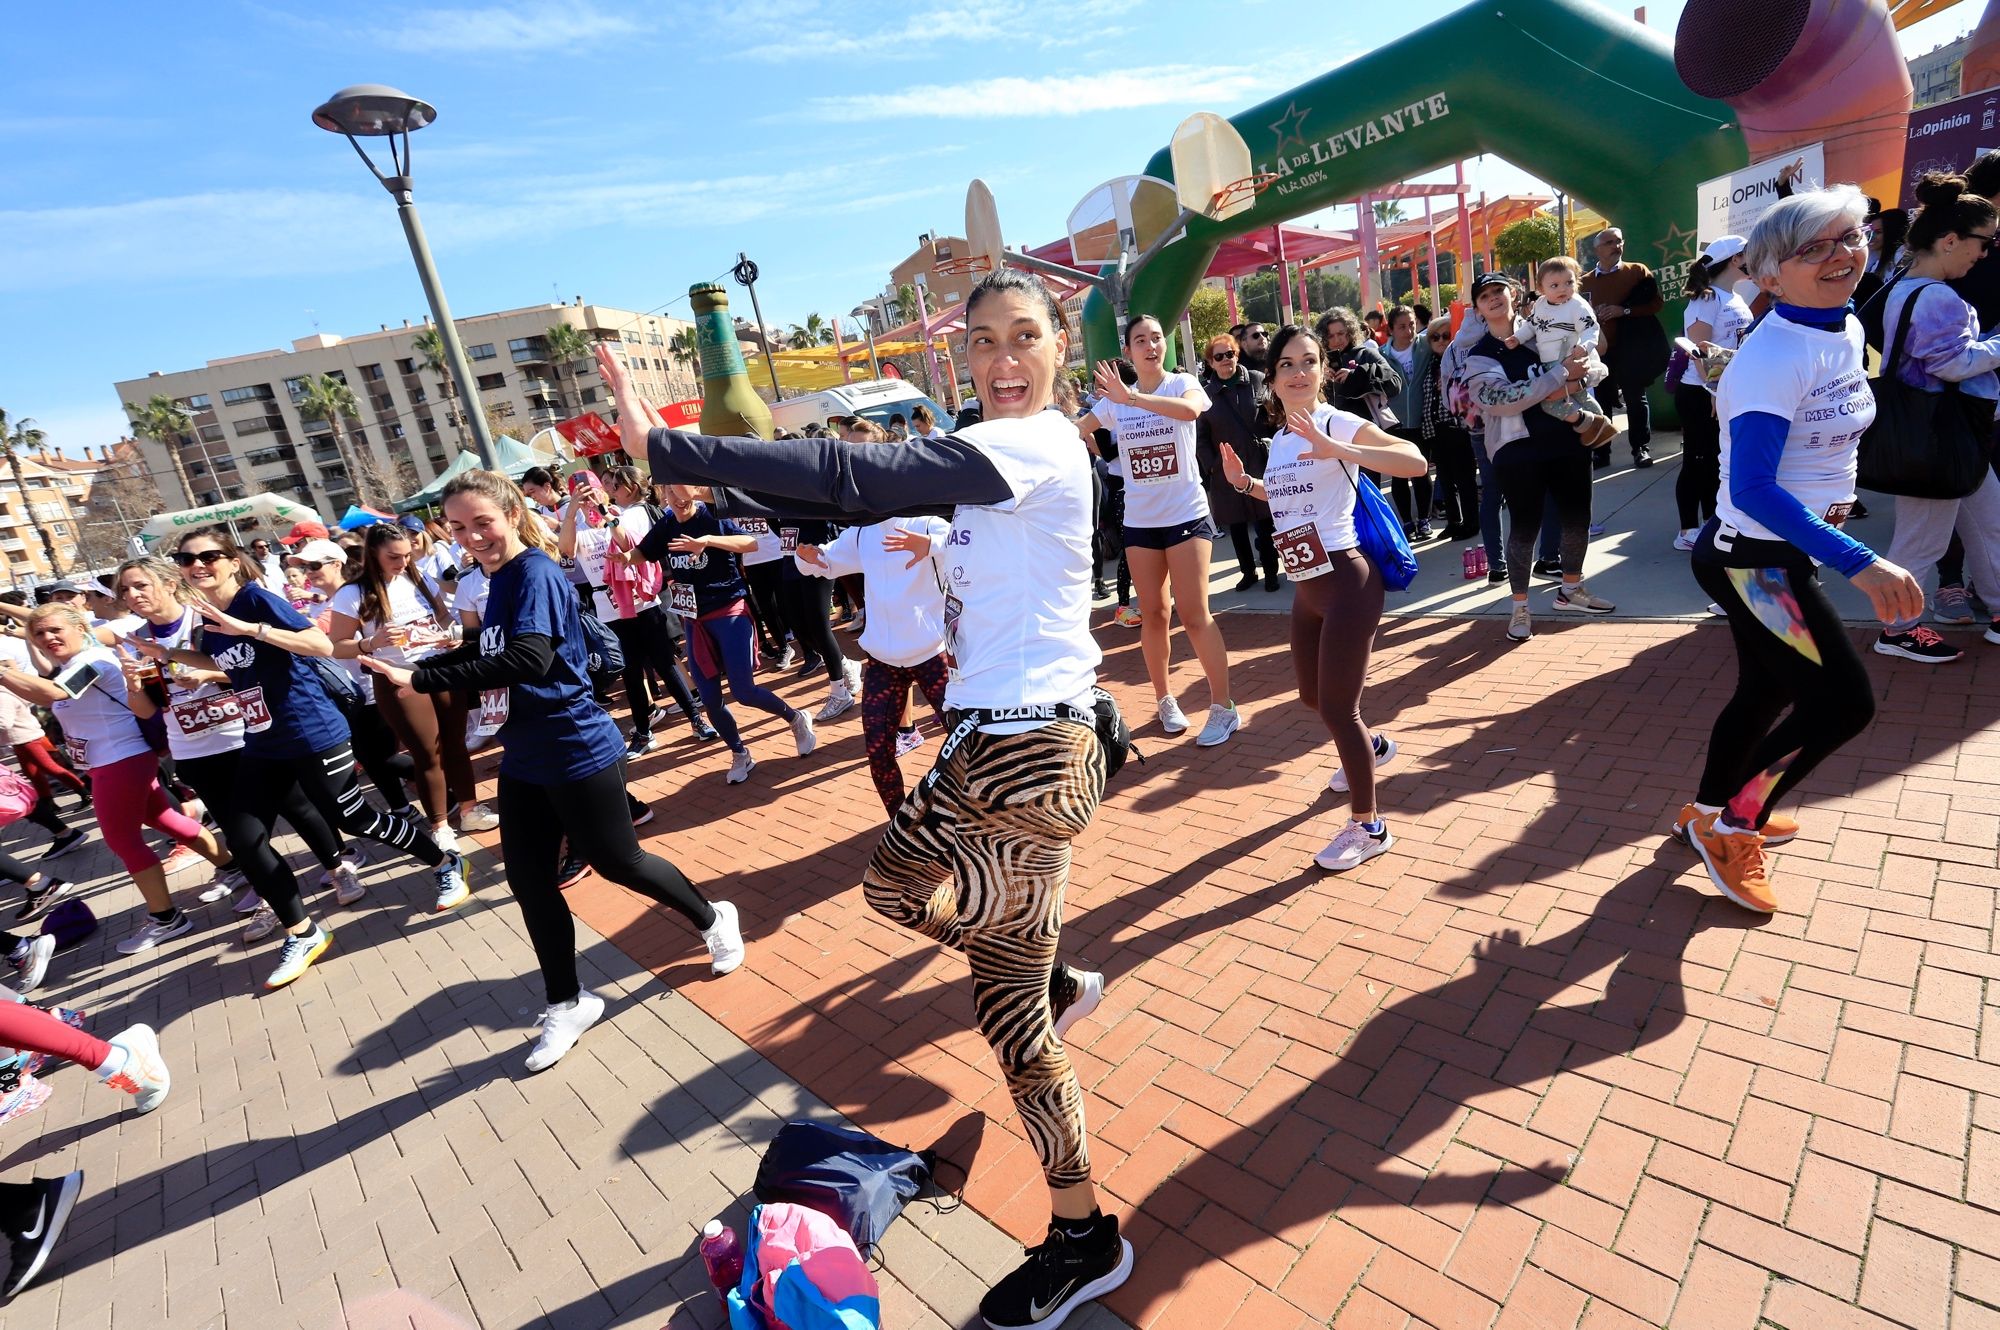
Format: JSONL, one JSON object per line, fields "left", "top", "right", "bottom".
{"left": 690, "top": 281, "right": 773, "bottom": 440}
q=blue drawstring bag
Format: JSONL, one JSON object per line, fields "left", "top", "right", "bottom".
{"left": 754, "top": 1121, "right": 938, "bottom": 1255}
{"left": 1343, "top": 462, "right": 1419, "bottom": 591}
{"left": 577, "top": 607, "right": 625, "bottom": 680}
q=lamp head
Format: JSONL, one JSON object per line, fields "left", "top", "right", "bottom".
{"left": 312, "top": 85, "right": 436, "bottom": 137}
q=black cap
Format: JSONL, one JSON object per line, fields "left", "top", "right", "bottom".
{"left": 1469, "top": 272, "right": 1521, "bottom": 298}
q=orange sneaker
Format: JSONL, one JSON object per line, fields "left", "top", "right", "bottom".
{"left": 1673, "top": 803, "right": 1797, "bottom": 847}
{"left": 1689, "top": 812, "right": 1778, "bottom": 913}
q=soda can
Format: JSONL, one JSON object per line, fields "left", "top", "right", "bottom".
{"left": 1464, "top": 546, "right": 1487, "bottom": 579}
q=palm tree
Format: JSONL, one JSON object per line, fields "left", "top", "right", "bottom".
{"left": 543, "top": 321, "right": 593, "bottom": 416}
{"left": 295, "top": 375, "right": 369, "bottom": 507}
{"left": 412, "top": 327, "right": 472, "bottom": 451}
{"left": 122, "top": 393, "right": 200, "bottom": 509}
{"left": 667, "top": 327, "right": 700, "bottom": 392}
{"left": 787, "top": 312, "right": 832, "bottom": 349}
{"left": 1371, "top": 199, "right": 1407, "bottom": 229}
{"left": 0, "top": 409, "right": 63, "bottom": 575}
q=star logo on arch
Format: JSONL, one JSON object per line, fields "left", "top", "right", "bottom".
{"left": 1654, "top": 220, "right": 1699, "bottom": 268}
{"left": 1269, "top": 102, "right": 1311, "bottom": 156}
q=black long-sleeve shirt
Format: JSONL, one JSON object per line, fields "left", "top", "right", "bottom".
{"left": 411, "top": 634, "right": 555, "bottom": 694}
{"left": 644, "top": 427, "right": 1014, "bottom": 524}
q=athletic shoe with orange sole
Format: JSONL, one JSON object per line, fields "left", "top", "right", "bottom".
{"left": 1673, "top": 802, "right": 1796, "bottom": 847}
{"left": 1688, "top": 812, "right": 1778, "bottom": 914}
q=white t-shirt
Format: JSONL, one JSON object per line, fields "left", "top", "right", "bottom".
{"left": 1263, "top": 405, "right": 1369, "bottom": 579}
{"left": 1384, "top": 341, "right": 1416, "bottom": 380}
{"left": 938, "top": 413, "right": 1100, "bottom": 721}
{"left": 1715, "top": 313, "right": 1872, "bottom": 542}
{"left": 453, "top": 566, "right": 489, "bottom": 624}
{"left": 48, "top": 647, "right": 154, "bottom": 771}
{"left": 800, "top": 517, "right": 951, "bottom": 667}
{"left": 731, "top": 515, "right": 788, "bottom": 566}
{"left": 418, "top": 548, "right": 457, "bottom": 586}
{"left": 565, "top": 520, "right": 617, "bottom": 620}
{"left": 141, "top": 607, "right": 247, "bottom": 760}
{"left": 1087, "top": 371, "right": 1211, "bottom": 529}
{"left": 1682, "top": 291, "right": 1755, "bottom": 386}
{"left": 1523, "top": 297, "right": 1601, "bottom": 365}
{"left": 329, "top": 575, "right": 453, "bottom": 668}
{"left": 605, "top": 505, "right": 661, "bottom": 620}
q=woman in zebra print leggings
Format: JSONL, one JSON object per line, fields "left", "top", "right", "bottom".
{"left": 601, "top": 268, "right": 1131, "bottom": 1330}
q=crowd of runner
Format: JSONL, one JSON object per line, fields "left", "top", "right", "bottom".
{"left": 0, "top": 173, "right": 1984, "bottom": 1326}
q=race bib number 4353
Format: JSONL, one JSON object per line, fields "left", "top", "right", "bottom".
{"left": 1274, "top": 521, "right": 1331, "bottom": 577}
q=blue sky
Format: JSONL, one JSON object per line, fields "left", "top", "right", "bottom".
{"left": 0, "top": 0, "right": 1973, "bottom": 457}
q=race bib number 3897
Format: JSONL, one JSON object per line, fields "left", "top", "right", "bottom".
{"left": 1125, "top": 440, "right": 1181, "bottom": 484}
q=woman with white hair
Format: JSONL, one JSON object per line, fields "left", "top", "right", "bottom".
{"left": 1676, "top": 185, "right": 1923, "bottom": 915}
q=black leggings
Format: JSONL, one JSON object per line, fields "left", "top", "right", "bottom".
{"left": 743, "top": 560, "right": 790, "bottom": 655}
{"left": 1494, "top": 438, "right": 1593, "bottom": 594}
{"left": 1388, "top": 427, "right": 1435, "bottom": 529}
{"left": 1427, "top": 425, "right": 1479, "bottom": 532}
{"left": 179, "top": 749, "right": 342, "bottom": 885}
{"left": 497, "top": 760, "right": 715, "bottom": 1004}
{"left": 235, "top": 741, "right": 443, "bottom": 928}
{"left": 1675, "top": 383, "right": 1722, "bottom": 531}
{"left": 350, "top": 704, "right": 417, "bottom": 809}
{"left": 1097, "top": 483, "right": 1131, "bottom": 602}
{"left": 777, "top": 577, "right": 848, "bottom": 682}
{"left": 1227, "top": 520, "right": 1278, "bottom": 580}
{"left": 607, "top": 607, "right": 703, "bottom": 738}
{"left": 1692, "top": 540, "right": 1875, "bottom": 829}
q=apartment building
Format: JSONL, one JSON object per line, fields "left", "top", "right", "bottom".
{"left": 113, "top": 300, "right": 698, "bottom": 515}
{"left": 0, "top": 452, "right": 92, "bottom": 582}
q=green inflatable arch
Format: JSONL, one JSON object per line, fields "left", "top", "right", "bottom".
{"left": 1084, "top": 0, "right": 1752, "bottom": 374}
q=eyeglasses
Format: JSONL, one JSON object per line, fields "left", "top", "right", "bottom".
{"left": 172, "top": 550, "right": 231, "bottom": 568}
{"left": 1965, "top": 231, "right": 1999, "bottom": 253}
{"left": 1211, "top": 350, "right": 1238, "bottom": 361}
{"left": 1788, "top": 225, "right": 1873, "bottom": 265}
{"left": 296, "top": 560, "right": 334, "bottom": 571}
{"left": 1428, "top": 333, "right": 1450, "bottom": 343}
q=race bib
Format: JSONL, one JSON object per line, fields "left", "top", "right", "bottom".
{"left": 475, "top": 688, "right": 510, "bottom": 737}
{"left": 1125, "top": 439, "right": 1181, "bottom": 485}
{"left": 779, "top": 527, "right": 801, "bottom": 553}
{"left": 1274, "top": 521, "right": 1331, "bottom": 578}
{"left": 669, "top": 581, "right": 699, "bottom": 619}
{"left": 236, "top": 686, "right": 273, "bottom": 733}
{"left": 1824, "top": 501, "right": 1854, "bottom": 529}
{"left": 737, "top": 518, "right": 771, "bottom": 535}
{"left": 170, "top": 692, "right": 245, "bottom": 738}
{"left": 64, "top": 735, "right": 87, "bottom": 768}
{"left": 943, "top": 593, "right": 963, "bottom": 681}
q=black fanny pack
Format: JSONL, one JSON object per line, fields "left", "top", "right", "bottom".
{"left": 925, "top": 687, "right": 1140, "bottom": 792}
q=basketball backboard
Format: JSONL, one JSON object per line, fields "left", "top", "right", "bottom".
{"left": 1171, "top": 111, "right": 1265, "bottom": 220}
{"left": 1067, "top": 176, "right": 1180, "bottom": 267}
{"left": 936, "top": 179, "right": 1004, "bottom": 278}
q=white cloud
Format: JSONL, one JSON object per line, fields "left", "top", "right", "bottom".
{"left": 801, "top": 62, "right": 1301, "bottom": 122}
{"left": 728, "top": 0, "right": 1139, "bottom": 59}
{"left": 379, "top": 3, "right": 641, "bottom": 54}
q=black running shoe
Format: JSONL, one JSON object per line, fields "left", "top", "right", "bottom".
{"left": 556, "top": 857, "right": 591, "bottom": 890}
{"left": 1532, "top": 557, "right": 1564, "bottom": 580}
{"left": 981, "top": 1215, "right": 1132, "bottom": 1330}
{"left": 35, "top": 829, "right": 84, "bottom": 862}
{"left": 15, "top": 875, "right": 74, "bottom": 924}
{"left": 5, "top": 1170, "right": 83, "bottom": 1296}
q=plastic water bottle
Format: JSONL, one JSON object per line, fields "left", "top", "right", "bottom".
{"left": 700, "top": 1219, "right": 744, "bottom": 1293}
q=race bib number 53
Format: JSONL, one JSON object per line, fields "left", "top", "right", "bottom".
{"left": 1274, "top": 521, "right": 1331, "bottom": 578}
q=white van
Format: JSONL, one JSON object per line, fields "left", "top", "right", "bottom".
{"left": 769, "top": 379, "right": 957, "bottom": 436}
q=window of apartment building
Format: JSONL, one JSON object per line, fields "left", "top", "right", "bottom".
{"left": 199, "top": 424, "right": 225, "bottom": 443}
{"left": 417, "top": 416, "right": 435, "bottom": 433}
{"left": 476, "top": 372, "right": 505, "bottom": 390}
{"left": 371, "top": 392, "right": 394, "bottom": 411}
{"left": 233, "top": 417, "right": 278, "bottom": 437}
{"left": 52, "top": 524, "right": 66, "bottom": 537}
{"left": 186, "top": 394, "right": 212, "bottom": 411}
{"left": 580, "top": 387, "right": 598, "bottom": 405}
{"left": 351, "top": 430, "right": 369, "bottom": 447}
{"left": 222, "top": 384, "right": 274, "bottom": 405}
{"left": 623, "top": 330, "right": 642, "bottom": 344}
{"left": 284, "top": 376, "right": 310, "bottom": 400}
{"left": 390, "top": 424, "right": 406, "bottom": 440}
{"left": 246, "top": 447, "right": 290, "bottom": 467}
{"left": 467, "top": 343, "right": 496, "bottom": 360}
{"left": 410, "top": 385, "right": 427, "bottom": 403}
{"left": 361, "top": 364, "right": 384, "bottom": 381}
{"left": 648, "top": 332, "right": 664, "bottom": 345}
{"left": 493, "top": 401, "right": 516, "bottom": 419}
{"left": 509, "top": 337, "right": 547, "bottom": 363}
{"left": 396, "top": 357, "right": 417, "bottom": 375}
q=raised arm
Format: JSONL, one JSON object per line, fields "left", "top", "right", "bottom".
{"left": 646, "top": 428, "right": 1015, "bottom": 522}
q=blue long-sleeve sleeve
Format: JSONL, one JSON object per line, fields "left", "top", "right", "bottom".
{"left": 1726, "top": 411, "right": 1878, "bottom": 577}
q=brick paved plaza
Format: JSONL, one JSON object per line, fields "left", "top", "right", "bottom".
{"left": 5, "top": 568, "right": 1999, "bottom": 1328}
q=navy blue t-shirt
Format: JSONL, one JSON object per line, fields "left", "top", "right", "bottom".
{"left": 483, "top": 547, "right": 624, "bottom": 784}
{"left": 200, "top": 583, "right": 351, "bottom": 759}
{"left": 637, "top": 504, "right": 752, "bottom": 615}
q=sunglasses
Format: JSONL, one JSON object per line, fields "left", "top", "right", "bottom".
{"left": 173, "top": 550, "right": 232, "bottom": 568}
{"left": 1965, "top": 231, "right": 1999, "bottom": 253}
{"left": 295, "top": 559, "right": 335, "bottom": 571}
{"left": 1211, "top": 350, "right": 1238, "bottom": 361}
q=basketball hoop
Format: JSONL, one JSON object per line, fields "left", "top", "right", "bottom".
{"left": 933, "top": 253, "right": 993, "bottom": 277}
{"left": 1209, "top": 172, "right": 1281, "bottom": 219}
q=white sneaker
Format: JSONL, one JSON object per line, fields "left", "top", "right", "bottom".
{"left": 1052, "top": 968, "right": 1104, "bottom": 1041}
{"left": 790, "top": 709, "right": 818, "bottom": 756}
{"left": 1157, "top": 695, "right": 1189, "bottom": 734}
{"left": 1552, "top": 583, "right": 1616, "bottom": 614}
{"left": 727, "top": 748, "right": 757, "bottom": 784}
{"left": 198, "top": 865, "right": 247, "bottom": 903}
{"left": 894, "top": 726, "right": 927, "bottom": 757}
{"left": 1329, "top": 734, "right": 1399, "bottom": 794}
{"left": 1673, "top": 529, "right": 1699, "bottom": 552}
{"left": 433, "top": 851, "right": 470, "bottom": 912}
{"left": 323, "top": 863, "right": 366, "bottom": 906}
{"left": 341, "top": 844, "right": 371, "bottom": 872}
{"left": 117, "top": 914, "right": 193, "bottom": 955}
{"left": 455, "top": 802, "right": 498, "bottom": 833}
{"left": 525, "top": 990, "right": 605, "bottom": 1073}
{"left": 1507, "top": 603, "right": 1533, "bottom": 643}
{"left": 242, "top": 905, "right": 280, "bottom": 943}
{"left": 14, "top": 935, "right": 54, "bottom": 994}
{"left": 104, "top": 1024, "right": 170, "bottom": 1113}
{"left": 1314, "top": 820, "right": 1394, "bottom": 872}
{"left": 432, "top": 822, "right": 460, "bottom": 855}
{"left": 1195, "top": 703, "right": 1241, "bottom": 748}
{"left": 701, "top": 900, "right": 745, "bottom": 976}
{"left": 817, "top": 679, "right": 857, "bottom": 722}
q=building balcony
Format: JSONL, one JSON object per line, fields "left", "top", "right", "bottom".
{"left": 0, "top": 539, "right": 25, "bottom": 554}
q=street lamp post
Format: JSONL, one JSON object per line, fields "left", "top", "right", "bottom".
{"left": 731, "top": 254, "right": 785, "bottom": 401}
{"left": 311, "top": 84, "right": 497, "bottom": 471}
